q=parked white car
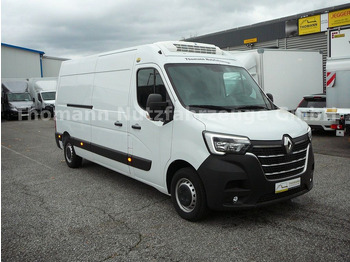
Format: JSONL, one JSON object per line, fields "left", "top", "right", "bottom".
{"left": 295, "top": 94, "right": 337, "bottom": 131}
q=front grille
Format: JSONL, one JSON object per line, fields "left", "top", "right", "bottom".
{"left": 19, "top": 108, "right": 29, "bottom": 114}
{"left": 250, "top": 135, "right": 309, "bottom": 180}
{"left": 173, "top": 43, "right": 217, "bottom": 54}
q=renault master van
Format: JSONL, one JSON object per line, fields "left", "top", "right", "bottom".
{"left": 55, "top": 41, "right": 314, "bottom": 221}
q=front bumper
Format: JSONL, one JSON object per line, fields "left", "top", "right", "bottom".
{"left": 197, "top": 144, "right": 314, "bottom": 210}
{"left": 7, "top": 108, "right": 36, "bottom": 118}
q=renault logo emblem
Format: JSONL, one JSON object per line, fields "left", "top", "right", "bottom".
{"left": 283, "top": 135, "right": 293, "bottom": 154}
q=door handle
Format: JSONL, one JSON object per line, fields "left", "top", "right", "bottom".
{"left": 132, "top": 124, "right": 141, "bottom": 130}
{"left": 114, "top": 121, "right": 123, "bottom": 127}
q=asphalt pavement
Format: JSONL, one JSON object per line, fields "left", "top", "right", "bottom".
{"left": 1, "top": 119, "right": 350, "bottom": 261}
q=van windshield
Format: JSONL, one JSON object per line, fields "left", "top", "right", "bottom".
{"left": 41, "top": 91, "right": 56, "bottom": 101}
{"left": 165, "top": 64, "right": 274, "bottom": 112}
{"left": 7, "top": 92, "right": 32, "bottom": 102}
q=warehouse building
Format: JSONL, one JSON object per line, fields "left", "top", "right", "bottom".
{"left": 1, "top": 43, "right": 68, "bottom": 80}
{"left": 187, "top": 3, "right": 350, "bottom": 89}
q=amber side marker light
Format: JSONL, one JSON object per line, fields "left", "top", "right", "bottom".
{"left": 80, "top": 142, "right": 84, "bottom": 146}
{"left": 127, "top": 157, "right": 132, "bottom": 163}
{"left": 58, "top": 135, "right": 61, "bottom": 139}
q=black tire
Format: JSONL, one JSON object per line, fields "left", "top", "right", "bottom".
{"left": 171, "top": 167, "right": 208, "bottom": 221}
{"left": 63, "top": 138, "right": 82, "bottom": 168}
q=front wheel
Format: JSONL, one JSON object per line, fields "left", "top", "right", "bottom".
{"left": 171, "top": 167, "right": 208, "bottom": 221}
{"left": 63, "top": 138, "right": 82, "bottom": 168}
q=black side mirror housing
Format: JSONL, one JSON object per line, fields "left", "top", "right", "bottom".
{"left": 38, "top": 94, "right": 42, "bottom": 102}
{"left": 267, "top": 93, "right": 274, "bottom": 102}
{"left": 32, "top": 98, "right": 35, "bottom": 103}
{"left": 146, "top": 94, "right": 168, "bottom": 121}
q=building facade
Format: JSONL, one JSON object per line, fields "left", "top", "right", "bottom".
{"left": 187, "top": 3, "right": 350, "bottom": 90}
{"left": 1, "top": 43, "right": 68, "bottom": 80}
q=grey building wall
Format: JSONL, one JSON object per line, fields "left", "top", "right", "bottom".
{"left": 1, "top": 45, "right": 42, "bottom": 78}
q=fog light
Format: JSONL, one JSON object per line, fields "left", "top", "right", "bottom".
{"left": 233, "top": 196, "right": 239, "bottom": 203}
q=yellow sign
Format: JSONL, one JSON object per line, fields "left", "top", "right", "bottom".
{"left": 299, "top": 15, "right": 321, "bottom": 35}
{"left": 244, "top": 38, "right": 257, "bottom": 44}
{"left": 329, "top": 8, "right": 350, "bottom": 28}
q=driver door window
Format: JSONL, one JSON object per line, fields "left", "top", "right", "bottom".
{"left": 137, "top": 68, "right": 168, "bottom": 110}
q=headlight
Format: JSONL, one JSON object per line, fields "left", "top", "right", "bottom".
{"left": 9, "top": 105, "right": 18, "bottom": 111}
{"left": 307, "top": 126, "right": 312, "bottom": 141}
{"left": 203, "top": 131, "right": 251, "bottom": 155}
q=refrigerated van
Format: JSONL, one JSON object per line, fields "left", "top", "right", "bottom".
{"left": 55, "top": 41, "right": 314, "bottom": 221}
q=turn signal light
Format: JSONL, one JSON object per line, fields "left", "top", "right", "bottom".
{"left": 127, "top": 157, "right": 132, "bottom": 163}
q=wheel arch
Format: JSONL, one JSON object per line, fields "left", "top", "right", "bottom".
{"left": 166, "top": 160, "right": 195, "bottom": 194}
{"left": 62, "top": 131, "right": 70, "bottom": 144}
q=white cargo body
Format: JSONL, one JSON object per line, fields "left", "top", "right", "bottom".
{"left": 328, "top": 26, "right": 350, "bottom": 58}
{"left": 55, "top": 41, "right": 314, "bottom": 221}
{"left": 229, "top": 49, "right": 323, "bottom": 111}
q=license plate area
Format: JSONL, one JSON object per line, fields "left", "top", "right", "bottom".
{"left": 275, "top": 177, "right": 301, "bottom": 194}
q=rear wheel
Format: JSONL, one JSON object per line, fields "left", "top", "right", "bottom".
{"left": 63, "top": 138, "right": 82, "bottom": 168}
{"left": 171, "top": 167, "right": 208, "bottom": 221}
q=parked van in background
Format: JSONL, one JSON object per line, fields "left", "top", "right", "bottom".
{"left": 1, "top": 80, "right": 35, "bottom": 120}
{"left": 28, "top": 77, "right": 57, "bottom": 116}
{"left": 55, "top": 41, "right": 314, "bottom": 221}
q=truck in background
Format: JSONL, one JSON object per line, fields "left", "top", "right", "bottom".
{"left": 1, "top": 80, "right": 35, "bottom": 120}
{"left": 229, "top": 49, "right": 323, "bottom": 111}
{"left": 325, "top": 26, "right": 350, "bottom": 136}
{"left": 28, "top": 77, "right": 57, "bottom": 116}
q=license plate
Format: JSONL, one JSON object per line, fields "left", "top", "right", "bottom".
{"left": 275, "top": 177, "right": 301, "bottom": 194}
{"left": 303, "top": 112, "right": 319, "bottom": 118}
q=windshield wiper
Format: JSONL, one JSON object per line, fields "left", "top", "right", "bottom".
{"left": 188, "top": 105, "right": 232, "bottom": 111}
{"left": 233, "top": 105, "right": 270, "bottom": 111}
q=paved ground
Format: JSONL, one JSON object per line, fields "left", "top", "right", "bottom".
{"left": 1, "top": 119, "right": 350, "bottom": 261}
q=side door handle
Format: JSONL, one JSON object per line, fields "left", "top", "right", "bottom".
{"left": 114, "top": 121, "right": 123, "bottom": 127}
{"left": 131, "top": 124, "right": 141, "bottom": 130}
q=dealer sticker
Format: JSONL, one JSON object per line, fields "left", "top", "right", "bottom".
{"left": 275, "top": 177, "right": 301, "bottom": 194}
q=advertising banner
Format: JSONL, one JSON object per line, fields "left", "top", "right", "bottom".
{"left": 298, "top": 15, "right": 321, "bottom": 35}
{"left": 329, "top": 8, "right": 350, "bottom": 28}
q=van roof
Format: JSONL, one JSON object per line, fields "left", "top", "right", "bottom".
{"left": 2, "top": 81, "right": 28, "bottom": 93}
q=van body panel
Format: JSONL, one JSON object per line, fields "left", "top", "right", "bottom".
{"left": 170, "top": 112, "right": 209, "bottom": 170}
{"left": 128, "top": 63, "right": 173, "bottom": 189}
{"left": 90, "top": 52, "right": 136, "bottom": 175}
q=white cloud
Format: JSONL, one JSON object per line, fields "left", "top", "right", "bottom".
{"left": 2, "top": 0, "right": 349, "bottom": 59}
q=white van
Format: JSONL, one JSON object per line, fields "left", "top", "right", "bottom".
{"left": 55, "top": 41, "right": 314, "bottom": 221}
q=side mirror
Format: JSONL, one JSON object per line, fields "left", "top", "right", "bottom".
{"left": 267, "top": 93, "right": 274, "bottom": 102}
{"left": 146, "top": 94, "right": 168, "bottom": 121}
{"left": 38, "top": 94, "right": 42, "bottom": 102}
{"left": 32, "top": 98, "right": 35, "bottom": 103}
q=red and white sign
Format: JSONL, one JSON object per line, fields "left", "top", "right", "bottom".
{"left": 326, "top": 72, "right": 336, "bottom": 88}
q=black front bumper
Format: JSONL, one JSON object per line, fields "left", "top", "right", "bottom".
{"left": 197, "top": 145, "right": 314, "bottom": 210}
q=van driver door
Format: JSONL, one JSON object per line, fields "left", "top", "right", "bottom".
{"left": 128, "top": 65, "right": 174, "bottom": 190}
